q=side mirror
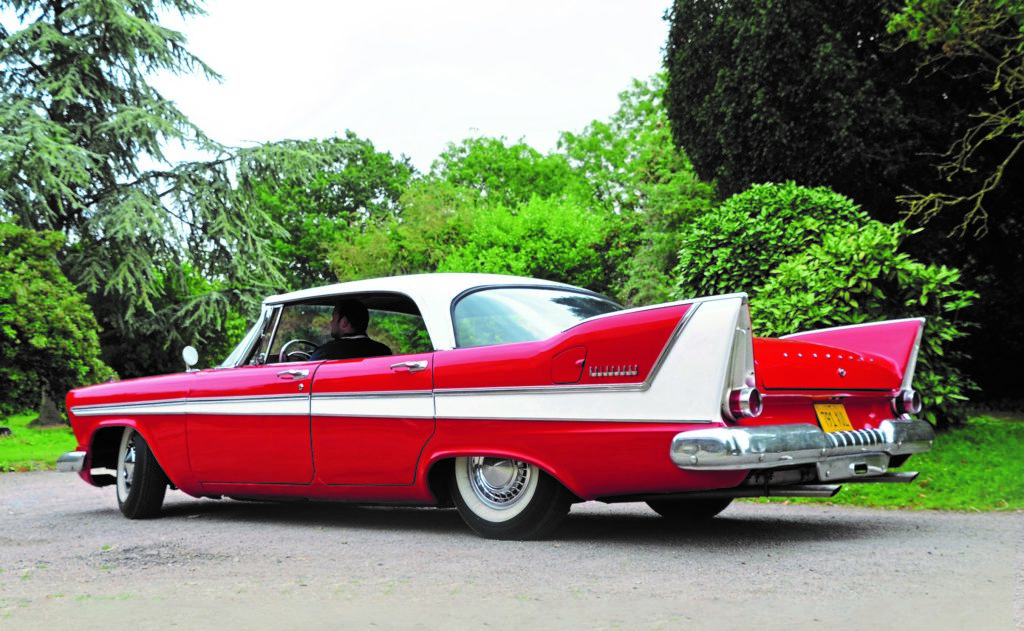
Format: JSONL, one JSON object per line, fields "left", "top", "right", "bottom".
{"left": 183, "top": 346, "right": 199, "bottom": 372}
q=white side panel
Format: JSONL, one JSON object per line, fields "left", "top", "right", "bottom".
{"left": 434, "top": 296, "right": 745, "bottom": 423}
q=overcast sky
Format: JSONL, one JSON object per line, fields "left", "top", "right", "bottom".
{"left": 152, "top": 1, "right": 671, "bottom": 171}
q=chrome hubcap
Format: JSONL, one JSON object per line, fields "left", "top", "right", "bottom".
{"left": 121, "top": 435, "right": 136, "bottom": 491}
{"left": 467, "top": 457, "right": 532, "bottom": 509}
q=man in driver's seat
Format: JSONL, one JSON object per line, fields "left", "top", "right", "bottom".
{"left": 310, "top": 299, "right": 392, "bottom": 361}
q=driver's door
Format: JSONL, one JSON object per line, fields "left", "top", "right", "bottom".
{"left": 186, "top": 302, "right": 326, "bottom": 485}
{"left": 187, "top": 362, "right": 317, "bottom": 484}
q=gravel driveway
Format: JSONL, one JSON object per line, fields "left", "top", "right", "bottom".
{"left": 2, "top": 471, "right": 1020, "bottom": 630}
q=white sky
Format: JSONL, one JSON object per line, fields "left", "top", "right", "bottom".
{"left": 153, "top": 1, "right": 671, "bottom": 171}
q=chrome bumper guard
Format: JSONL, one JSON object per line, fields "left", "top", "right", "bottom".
{"left": 670, "top": 419, "right": 935, "bottom": 479}
{"left": 56, "top": 451, "right": 87, "bottom": 473}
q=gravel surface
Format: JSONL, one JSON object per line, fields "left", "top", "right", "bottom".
{"left": 2, "top": 471, "right": 1021, "bottom": 630}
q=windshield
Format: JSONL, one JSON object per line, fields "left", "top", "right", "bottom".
{"left": 219, "top": 308, "right": 272, "bottom": 367}
{"left": 452, "top": 287, "right": 621, "bottom": 348}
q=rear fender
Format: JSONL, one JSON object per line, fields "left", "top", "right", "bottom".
{"left": 783, "top": 318, "right": 925, "bottom": 388}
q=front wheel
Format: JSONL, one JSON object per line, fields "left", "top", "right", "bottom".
{"left": 450, "top": 456, "right": 571, "bottom": 540}
{"left": 116, "top": 427, "right": 168, "bottom": 519}
{"left": 646, "top": 498, "right": 733, "bottom": 521}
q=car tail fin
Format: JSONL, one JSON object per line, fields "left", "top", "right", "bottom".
{"left": 782, "top": 318, "right": 925, "bottom": 389}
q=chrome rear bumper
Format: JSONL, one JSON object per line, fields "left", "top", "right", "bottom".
{"left": 670, "top": 419, "right": 935, "bottom": 479}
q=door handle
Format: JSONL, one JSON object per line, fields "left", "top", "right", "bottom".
{"left": 389, "top": 360, "right": 428, "bottom": 373}
{"left": 276, "top": 369, "right": 309, "bottom": 380}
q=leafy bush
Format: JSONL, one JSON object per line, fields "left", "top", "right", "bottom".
{"left": 675, "top": 182, "right": 870, "bottom": 297}
{"left": 0, "top": 223, "right": 113, "bottom": 416}
{"left": 673, "top": 183, "right": 975, "bottom": 428}
{"left": 756, "top": 222, "right": 976, "bottom": 427}
{"left": 438, "top": 196, "right": 612, "bottom": 292}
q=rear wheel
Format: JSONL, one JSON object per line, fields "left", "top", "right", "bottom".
{"left": 646, "top": 498, "right": 733, "bottom": 521}
{"left": 116, "top": 427, "right": 168, "bottom": 519}
{"left": 450, "top": 456, "right": 571, "bottom": 540}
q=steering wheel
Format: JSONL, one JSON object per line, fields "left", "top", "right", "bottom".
{"left": 278, "top": 339, "right": 318, "bottom": 363}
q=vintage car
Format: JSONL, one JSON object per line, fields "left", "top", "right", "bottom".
{"left": 59, "top": 273, "right": 935, "bottom": 539}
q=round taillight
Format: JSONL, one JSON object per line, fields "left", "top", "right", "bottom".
{"left": 728, "top": 387, "right": 763, "bottom": 420}
{"left": 892, "top": 389, "right": 922, "bottom": 416}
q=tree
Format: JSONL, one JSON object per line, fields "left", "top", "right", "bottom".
{"left": 438, "top": 196, "right": 613, "bottom": 292}
{"left": 327, "top": 179, "right": 472, "bottom": 282}
{"left": 432, "top": 137, "right": 589, "bottom": 208}
{"left": 662, "top": 0, "right": 974, "bottom": 219}
{"left": 888, "top": 0, "right": 1024, "bottom": 236}
{"left": 236, "top": 134, "right": 414, "bottom": 290}
{"left": 662, "top": 0, "right": 1021, "bottom": 405}
{"left": 560, "top": 74, "right": 717, "bottom": 305}
{"left": 0, "top": 223, "right": 113, "bottom": 415}
{"left": 673, "top": 183, "right": 976, "bottom": 428}
{"left": 0, "top": 1, "right": 284, "bottom": 379}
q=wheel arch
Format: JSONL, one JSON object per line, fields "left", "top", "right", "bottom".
{"left": 88, "top": 421, "right": 175, "bottom": 489}
{"left": 423, "top": 450, "right": 583, "bottom": 504}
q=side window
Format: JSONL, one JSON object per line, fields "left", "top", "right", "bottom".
{"left": 267, "top": 304, "right": 333, "bottom": 362}
{"left": 368, "top": 310, "right": 432, "bottom": 355}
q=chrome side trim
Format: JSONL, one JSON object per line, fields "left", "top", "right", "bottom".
{"left": 780, "top": 317, "right": 926, "bottom": 338}
{"left": 670, "top": 419, "right": 935, "bottom": 473}
{"left": 67, "top": 390, "right": 716, "bottom": 424}
{"left": 311, "top": 391, "right": 435, "bottom": 419}
{"left": 435, "top": 383, "right": 646, "bottom": 396}
{"left": 70, "top": 395, "right": 310, "bottom": 417}
{"left": 71, "top": 398, "right": 191, "bottom": 416}
{"left": 901, "top": 321, "right": 925, "bottom": 391}
{"left": 57, "top": 451, "right": 86, "bottom": 473}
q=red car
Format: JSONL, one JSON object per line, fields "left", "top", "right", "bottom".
{"left": 59, "top": 273, "right": 935, "bottom": 539}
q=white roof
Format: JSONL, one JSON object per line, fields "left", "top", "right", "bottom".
{"left": 263, "top": 273, "right": 577, "bottom": 350}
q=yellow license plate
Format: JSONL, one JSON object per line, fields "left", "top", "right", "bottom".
{"left": 814, "top": 403, "right": 854, "bottom": 432}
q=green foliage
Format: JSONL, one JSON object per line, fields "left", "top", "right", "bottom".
{"left": 662, "top": 0, "right": 973, "bottom": 220}
{"left": 432, "top": 137, "right": 588, "bottom": 208}
{"left": 674, "top": 183, "right": 976, "bottom": 428}
{"left": 756, "top": 221, "right": 977, "bottom": 427}
{"left": 675, "top": 183, "right": 869, "bottom": 297}
{"left": 439, "top": 196, "right": 612, "bottom": 292}
{"left": 0, "top": 223, "right": 113, "bottom": 415}
{"left": 327, "top": 179, "right": 473, "bottom": 282}
{"left": 370, "top": 313, "right": 433, "bottom": 356}
{"left": 1, "top": 1, "right": 285, "bottom": 380}
{"left": 328, "top": 77, "right": 718, "bottom": 305}
{"left": 92, "top": 262, "right": 250, "bottom": 376}
{"left": 239, "top": 134, "right": 414, "bottom": 290}
{"left": 560, "top": 74, "right": 717, "bottom": 305}
{"left": 888, "top": 0, "right": 1024, "bottom": 236}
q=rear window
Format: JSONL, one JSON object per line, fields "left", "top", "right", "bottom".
{"left": 453, "top": 287, "right": 621, "bottom": 348}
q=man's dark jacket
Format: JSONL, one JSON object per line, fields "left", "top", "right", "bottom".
{"left": 310, "top": 335, "right": 392, "bottom": 361}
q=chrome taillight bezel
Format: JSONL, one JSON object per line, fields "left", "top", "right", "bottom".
{"left": 727, "top": 387, "right": 763, "bottom": 421}
{"left": 891, "top": 388, "right": 922, "bottom": 416}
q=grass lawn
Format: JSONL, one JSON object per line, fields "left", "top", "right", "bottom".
{"left": 2, "top": 412, "right": 1021, "bottom": 511}
{"left": 760, "top": 415, "right": 1024, "bottom": 511}
{"left": 0, "top": 412, "right": 77, "bottom": 472}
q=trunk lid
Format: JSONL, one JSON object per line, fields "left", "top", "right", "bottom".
{"left": 754, "top": 337, "right": 902, "bottom": 391}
